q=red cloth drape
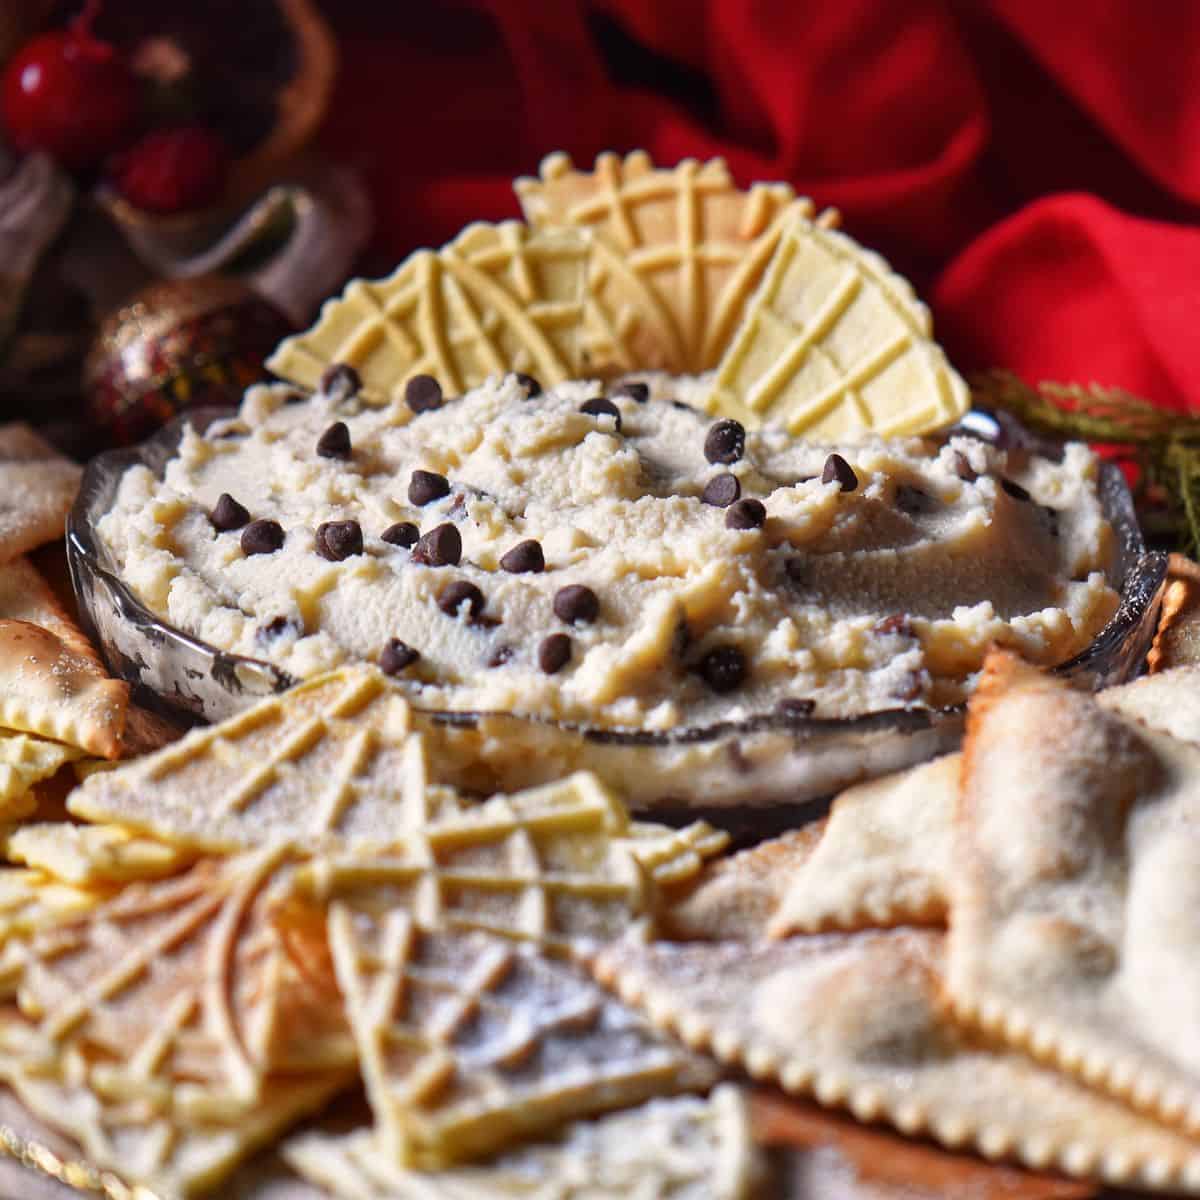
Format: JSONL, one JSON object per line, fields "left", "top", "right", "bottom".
{"left": 319, "top": 0, "right": 1200, "bottom": 413}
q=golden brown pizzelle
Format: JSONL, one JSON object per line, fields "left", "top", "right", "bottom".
{"left": 948, "top": 650, "right": 1200, "bottom": 1140}
{"left": 705, "top": 209, "right": 969, "bottom": 437}
{"left": 283, "top": 1086, "right": 762, "bottom": 1200}
{"left": 267, "top": 220, "right": 590, "bottom": 403}
{"left": 0, "top": 557, "right": 127, "bottom": 759}
{"left": 515, "top": 150, "right": 823, "bottom": 374}
{"left": 316, "top": 901, "right": 716, "bottom": 1170}
{"left": 0, "top": 851, "right": 353, "bottom": 1198}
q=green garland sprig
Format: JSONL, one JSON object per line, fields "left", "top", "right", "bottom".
{"left": 970, "top": 371, "right": 1200, "bottom": 557}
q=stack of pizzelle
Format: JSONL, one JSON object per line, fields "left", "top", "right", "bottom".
{"left": 0, "top": 663, "right": 763, "bottom": 1197}
{"left": 588, "top": 649, "right": 1200, "bottom": 1195}
{"left": 269, "top": 150, "right": 969, "bottom": 441}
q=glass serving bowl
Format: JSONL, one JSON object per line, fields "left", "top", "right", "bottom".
{"left": 67, "top": 407, "right": 1168, "bottom": 812}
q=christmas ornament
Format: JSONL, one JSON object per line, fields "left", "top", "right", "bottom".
{"left": 83, "top": 275, "right": 293, "bottom": 445}
{"left": 109, "top": 124, "right": 230, "bottom": 215}
{"left": 1, "top": 1, "right": 138, "bottom": 170}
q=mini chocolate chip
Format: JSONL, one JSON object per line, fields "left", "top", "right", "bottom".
{"left": 538, "top": 632, "right": 572, "bottom": 674}
{"left": 438, "top": 580, "right": 485, "bottom": 619}
{"left": 579, "top": 397, "right": 622, "bottom": 431}
{"left": 499, "top": 540, "right": 545, "bottom": 574}
{"left": 671, "top": 399, "right": 696, "bottom": 412}
{"left": 725, "top": 498, "right": 766, "bottom": 530}
{"left": 701, "top": 474, "right": 740, "bottom": 507}
{"left": 409, "top": 470, "right": 451, "bottom": 506}
{"left": 379, "top": 638, "right": 419, "bottom": 675}
{"left": 241, "top": 519, "right": 284, "bottom": 556}
{"left": 895, "top": 483, "right": 937, "bottom": 516}
{"left": 953, "top": 451, "right": 978, "bottom": 483}
{"left": 487, "top": 644, "right": 514, "bottom": 667}
{"left": 405, "top": 374, "right": 443, "bottom": 414}
{"left": 777, "top": 698, "right": 816, "bottom": 718}
{"left": 698, "top": 646, "right": 747, "bottom": 693}
{"left": 514, "top": 373, "right": 542, "bottom": 398}
{"left": 874, "top": 613, "right": 913, "bottom": 637}
{"left": 783, "top": 557, "right": 807, "bottom": 585}
{"left": 381, "top": 521, "right": 419, "bottom": 548}
{"left": 283, "top": 391, "right": 307, "bottom": 405}
{"left": 1001, "top": 477, "right": 1032, "bottom": 502}
{"left": 316, "top": 520, "right": 363, "bottom": 562}
{"left": 411, "top": 523, "right": 462, "bottom": 567}
{"left": 704, "top": 419, "right": 745, "bottom": 464}
{"left": 259, "top": 615, "right": 296, "bottom": 641}
{"left": 612, "top": 381, "right": 649, "bottom": 404}
{"left": 554, "top": 584, "right": 599, "bottom": 625}
{"left": 210, "top": 493, "right": 249, "bottom": 531}
{"left": 319, "top": 363, "right": 361, "bottom": 399}
{"left": 821, "top": 453, "right": 858, "bottom": 492}
{"left": 316, "top": 421, "right": 351, "bottom": 459}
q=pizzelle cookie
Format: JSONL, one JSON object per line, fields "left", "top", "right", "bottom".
{"left": 515, "top": 149, "right": 828, "bottom": 373}
{"left": 706, "top": 209, "right": 969, "bottom": 437}
{"left": 314, "top": 906, "right": 715, "bottom": 1169}
{"left": 947, "top": 650, "right": 1200, "bottom": 1139}
{"left": 0, "top": 851, "right": 353, "bottom": 1197}
{"left": 592, "top": 929, "right": 1200, "bottom": 1191}
{"left": 0, "top": 557, "right": 128, "bottom": 759}
{"left": 267, "top": 220, "right": 590, "bottom": 403}
{"left": 283, "top": 1085, "right": 761, "bottom": 1200}
{"left": 768, "top": 753, "right": 959, "bottom": 936}
{"left": 0, "top": 424, "right": 82, "bottom": 565}
{"left": 0, "top": 731, "right": 82, "bottom": 823}
{"left": 290, "top": 777, "right": 656, "bottom": 954}
{"left": 3, "top": 822, "right": 191, "bottom": 886}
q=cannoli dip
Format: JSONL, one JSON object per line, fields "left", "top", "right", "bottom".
{"left": 97, "top": 369, "right": 1119, "bottom": 730}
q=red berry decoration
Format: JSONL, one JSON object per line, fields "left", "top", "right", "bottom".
{"left": 2, "top": 1, "right": 138, "bottom": 170}
{"left": 110, "top": 125, "right": 230, "bottom": 215}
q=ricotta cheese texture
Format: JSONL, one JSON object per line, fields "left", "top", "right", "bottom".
{"left": 97, "top": 371, "right": 1119, "bottom": 730}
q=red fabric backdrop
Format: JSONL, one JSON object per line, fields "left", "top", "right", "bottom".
{"left": 319, "top": 0, "right": 1200, "bottom": 414}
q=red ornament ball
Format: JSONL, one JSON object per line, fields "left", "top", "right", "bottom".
{"left": 110, "top": 125, "right": 231, "bottom": 215}
{"left": 2, "top": 26, "right": 137, "bottom": 170}
{"left": 84, "top": 276, "right": 295, "bottom": 445}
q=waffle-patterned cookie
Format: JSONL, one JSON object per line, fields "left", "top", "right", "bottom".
{"left": 69, "top": 666, "right": 460, "bottom": 853}
{"left": 516, "top": 150, "right": 828, "bottom": 373}
{"left": 3, "top": 822, "right": 192, "bottom": 886}
{"left": 284, "top": 1085, "right": 761, "bottom": 1199}
{"left": 321, "top": 906, "right": 714, "bottom": 1168}
{"left": 268, "top": 221, "right": 590, "bottom": 404}
{"left": 291, "top": 776, "right": 656, "bottom": 954}
{"left": 69, "top": 666, "right": 703, "bottom": 865}
{"left": 594, "top": 929, "right": 1200, "bottom": 1193}
{"left": 706, "top": 210, "right": 969, "bottom": 438}
{"left": 0, "top": 731, "right": 82, "bottom": 823}
{"left": 0, "top": 850, "right": 353, "bottom": 1196}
